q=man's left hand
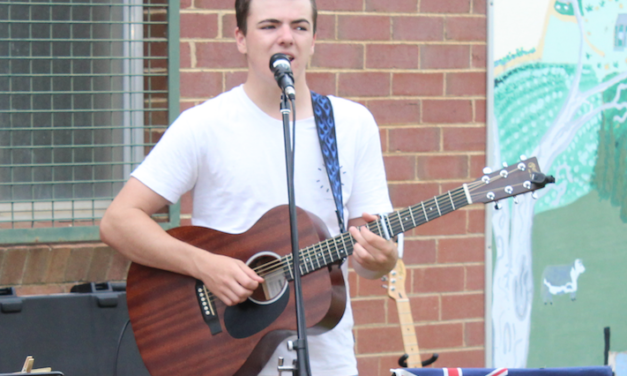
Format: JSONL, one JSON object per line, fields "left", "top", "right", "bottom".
{"left": 349, "top": 213, "right": 398, "bottom": 279}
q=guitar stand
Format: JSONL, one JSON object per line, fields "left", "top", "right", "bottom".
{"left": 398, "top": 353, "right": 439, "bottom": 368}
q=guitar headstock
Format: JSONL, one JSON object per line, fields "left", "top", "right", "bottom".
{"left": 468, "top": 156, "right": 555, "bottom": 205}
{"left": 386, "top": 259, "right": 408, "bottom": 301}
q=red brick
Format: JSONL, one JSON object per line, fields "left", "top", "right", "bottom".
{"left": 388, "top": 182, "right": 439, "bottom": 209}
{"left": 413, "top": 209, "right": 467, "bottom": 236}
{"left": 194, "top": 0, "right": 232, "bottom": 9}
{"left": 475, "top": 99, "right": 486, "bottom": 122}
{"left": 465, "top": 320, "right": 485, "bottom": 346}
{"left": 392, "top": 16, "right": 444, "bottom": 41}
{"left": 338, "top": 72, "right": 389, "bottom": 97}
{"left": 417, "top": 155, "right": 469, "bottom": 180}
{"left": 317, "top": 0, "right": 363, "bottom": 11}
{"left": 446, "top": 72, "right": 486, "bottom": 96}
{"left": 438, "top": 237, "right": 484, "bottom": 263}
{"left": 356, "top": 356, "right": 380, "bottom": 376}
{"left": 356, "top": 273, "right": 389, "bottom": 297}
{"left": 366, "top": 0, "right": 417, "bottom": 12}
{"left": 46, "top": 247, "right": 71, "bottom": 283}
{"left": 307, "top": 72, "right": 336, "bottom": 95}
{"left": 402, "top": 239, "right": 436, "bottom": 264}
{"left": 388, "top": 127, "right": 439, "bottom": 153}
{"left": 421, "top": 0, "right": 471, "bottom": 13}
{"left": 379, "top": 355, "right": 407, "bottom": 375}
{"left": 180, "top": 101, "right": 196, "bottom": 113}
{"left": 225, "top": 71, "right": 247, "bottom": 90}
{"left": 412, "top": 266, "right": 464, "bottom": 293}
{"left": 393, "top": 73, "right": 444, "bottom": 97}
{"left": 442, "top": 293, "right": 484, "bottom": 319}
{"left": 222, "top": 14, "right": 237, "bottom": 38}
{"left": 22, "top": 246, "right": 52, "bottom": 284}
{"left": 311, "top": 43, "right": 363, "bottom": 69}
{"left": 415, "top": 322, "right": 464, "bottom": 349}
{"left": 338, "top": 15, "right": 391, "bottom": 41}
{"left": 436, "top": 349, "right": 485, "bottom": 368}
{"left": 380, "top": 128, "right": 388, "bottom": 152}
{"left": 106, "top": 251, "right": 131, "bottom": 281}
{"left": 180, "top": 13, "right": 218, "bottom": 39}
{"left": 467, "top": 208, "right": 485, "bottom": 233}
{"left": 65, "top": 247, "right": 94, "bottom": 282}
{"left": 368, "top": 100, "right": 420, "bottom": 125}
{"left": 423, "top": 99, "right": 473, "bottom": 123}
{"left": 466, "top": 264, "right": 485, "bottom": 291}
{"left": 316, "top": 14, "right": 336, "bottom": 40}
{"left": 181, "top": 71, "right": 223, "bottom": 99}
{"left": 0, "top": 249, "right": 27, "bottom": 284}
{"left": 472, "top": 44, "right": 487, "bottom": 68}
{"left": 473, "top": 0, "right": 487, "bottom": 14}
{"left": 470, "top": 154, "right": 486, "bottom": 178}
{"left": 366, "top": 44, "right": 418, "bottom": 69}
{"left": 352, "top": 298, "right": 387, "bottom": 325}
{"left": 356, "top": 326, "right": 404, "bottom": 353}
{"left": 384, "top": 155, "right": 416, "bottom": 181}
{"left": 443, "top": 126, "right": 486, "bottom": 151}
{"left": 196, "top": 42, "right": 247, "bottom": 68}
{"left": 181, "top": 191, "right": 193, "bottom": 214}
{"left": 445, "top": 16, "right": 486, "bottom": 41}
{"left": 349, "top": 269, "right": 358, "bottom": 297}
{"left": 87, "top": 246, "right": 114, "bottom": 282}
{"left": 421, "top": 45, "right": 470, "bottom": 69}
{"left": 180, "top": 42, "right": 191, "bottom": 68}
{"left": 388, "top": 295, "right": 439, "bottom": 323}
{"left": 180, "top": 0, "right": 191, "bottom": 9}
{"left": 16, "top": 284, "right": 65, "bottom": 296}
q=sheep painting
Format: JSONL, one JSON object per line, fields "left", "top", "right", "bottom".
{"left": 541, "top": 259, "right": 586, "bottom": 304}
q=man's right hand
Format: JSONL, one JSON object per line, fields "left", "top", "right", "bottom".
{"left": 194, "top": 252, "right": 265, "bottom": 306}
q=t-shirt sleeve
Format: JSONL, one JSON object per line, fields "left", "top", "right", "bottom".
{"left": 131, "top": 110, "right": 200, "bottom": 204}
{"left": 345, "top": 107, "right": 393, "bottom": 219}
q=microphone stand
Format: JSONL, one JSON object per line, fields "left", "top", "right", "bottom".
{"left": 277, "top": 92, "right": 312, "bottom": 376}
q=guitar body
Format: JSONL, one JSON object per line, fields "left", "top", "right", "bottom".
{"left": 126, "top": 206, "right": 347, "bottom": 376}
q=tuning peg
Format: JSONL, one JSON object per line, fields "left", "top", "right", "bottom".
{"left": 382, "top": 284, "right": 388, "bottom": 289}
{"left": 381, "top": 276, "right": 388, "bottom": 282}
{"left": 483, "top": 167, "right": 493, "bottom": 174}
{"left": 494, "top": 202, "right": 503, "bottom": 210}
{"left": 520, "top": 155, "right": 527, "bottom": 161}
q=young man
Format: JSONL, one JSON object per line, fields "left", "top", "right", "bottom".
{"left": 100, "top": 0, "right": 397, "bottom": 374}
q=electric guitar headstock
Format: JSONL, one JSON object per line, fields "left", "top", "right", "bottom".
{"left": 386, "top": 259, "right": 408, "bottom": 301}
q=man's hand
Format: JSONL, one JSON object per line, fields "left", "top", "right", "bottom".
{"left": 349, "top": 213, "right": 398, "bottom": 279}
{"left": 194, "top": 253, "right": 265, "bottom": 306}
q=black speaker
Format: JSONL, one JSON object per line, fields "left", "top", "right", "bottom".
{"left": 0, "top": 284, "right": 150, "bottom": 376}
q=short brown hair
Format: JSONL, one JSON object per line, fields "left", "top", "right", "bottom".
{"left": 235, "top": 0, "right": 318, "bottom": 35}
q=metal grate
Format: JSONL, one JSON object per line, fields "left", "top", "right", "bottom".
{"left": 0, "top": 0, "right": 179, "bottom": 243}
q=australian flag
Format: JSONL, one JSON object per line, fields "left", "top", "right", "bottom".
{"left": 391, "top": 367, "right": 612, "bottom": 376}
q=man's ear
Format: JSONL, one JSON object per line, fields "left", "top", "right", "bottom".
{"left": 235, "top": 27, "right": 247, "bottom": 54}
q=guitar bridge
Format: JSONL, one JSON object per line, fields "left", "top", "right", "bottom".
{"left": 195, "top": 280, "right": 222, "bottom": 335}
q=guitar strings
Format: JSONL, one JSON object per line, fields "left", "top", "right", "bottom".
{"left": 201, "top": 176, "right": 523, "bottom": 305}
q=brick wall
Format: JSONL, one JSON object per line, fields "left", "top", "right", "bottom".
{"left": 0, "top": 0, "right": 487, "bottom": 374}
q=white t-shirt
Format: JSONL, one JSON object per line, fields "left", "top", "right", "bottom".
{"left": 132, "top": 85, "right": 392, "bottom": 376}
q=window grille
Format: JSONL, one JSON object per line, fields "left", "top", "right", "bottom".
{"left": 0, "top": 0, "right": 180, "bottom": 243}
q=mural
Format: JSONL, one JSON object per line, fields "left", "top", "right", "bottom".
{"left": 491, "top": 0, "right": 627, "bottom": 368}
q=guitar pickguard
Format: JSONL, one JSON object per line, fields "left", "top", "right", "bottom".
{"left": 224, "top": 285, "right": 290, "bottom": 339}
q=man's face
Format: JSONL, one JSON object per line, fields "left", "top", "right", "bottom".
{"left": 235, "top": 0, "right": 316, "bottom": 88}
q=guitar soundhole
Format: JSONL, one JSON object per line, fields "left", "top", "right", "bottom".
{"left": 246, "top": 251, "right": 288, "bottom": 305}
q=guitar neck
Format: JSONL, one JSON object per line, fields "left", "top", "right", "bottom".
{"left": 283, "top": 185, "right": 470, "bottom": 280}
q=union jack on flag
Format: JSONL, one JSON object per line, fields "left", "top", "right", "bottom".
{"left": 391, "top": 366, "right": 612, "bottom": 376}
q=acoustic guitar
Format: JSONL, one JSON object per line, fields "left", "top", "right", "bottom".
{"left": 126, "top": 157, "right": 553, "bottom": 376}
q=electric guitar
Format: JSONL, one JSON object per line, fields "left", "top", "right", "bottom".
{"left": 126, "top": 157, "right": 554, "bottom": 376}
{"left": 385, "top": 259, "right": 438, "bottom": 368}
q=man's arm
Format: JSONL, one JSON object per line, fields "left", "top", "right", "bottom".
{"left": 348, "top": 213, "right": 398, "bottom": 280}
{"left": 100, "top": 177, "right": 263, "bottom": 306}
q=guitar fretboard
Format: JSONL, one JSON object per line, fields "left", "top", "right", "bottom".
{"left": 281, "top": 186, "right": 470, "bottom": 280}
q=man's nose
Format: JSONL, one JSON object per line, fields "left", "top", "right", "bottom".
{"left": 277, "top": 24, "right": 294, "bottom": 45}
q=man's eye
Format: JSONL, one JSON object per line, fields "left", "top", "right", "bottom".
{"left": 261, "top": 25, "right": 276, "bottom": 29}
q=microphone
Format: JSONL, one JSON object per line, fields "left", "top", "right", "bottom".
{"left": 269, "top": 53, "right": 296, "bottom": 99}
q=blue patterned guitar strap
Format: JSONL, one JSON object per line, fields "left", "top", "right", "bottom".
{"left": 311, "top": 91, "right": 346, "bottom": 233}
